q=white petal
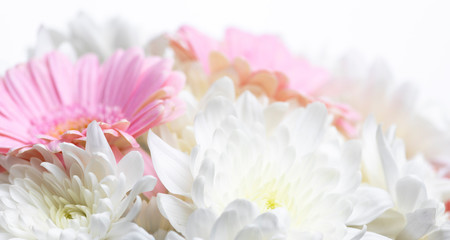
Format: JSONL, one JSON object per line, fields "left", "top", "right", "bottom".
{"left": 147, "top": 131, "right": 192, "bottom": 196}
{"left": 57, "top": 42, "right": 77, "bottom": 61}
{"left": 264, "top": 102, "right": 289, "bottom": 134}
{"left": 60, "top": 143, "right": 87, "bottom": 175}
{"left": 344, "top": 226, "right": 367, "bottom": 240}
{"left": 31, "top": 27, "right": 58, "bottom": 58}
{"left": 34, "top": 144, "right": 64, "bottom": 168}
{"left": 133, "top": 175, "right": 157, "bottom": 194}
{"left": 89, "top": 212, "right": 111, "bottom": 238}
{"left": 122, "top": 195, "right": 143, "bottom": 222}
{"left": 210, "top": 210, "right": 242, "bottom": 240}
{"left": 201, "top": 77, "right": 235, "bottom": 105}
{"left": 194, "top": 97, "right": 236, "bottom": 148}
{"left": 347, "top": 186, "right": 393, "bottom": 225}
{"left": 395, "top": 176, "right": 427, "bottom": 213}
{"left": 85, "top": 153, "right": 115, "bottom": 180}
{"left": 337, "top": 140, "right": 362, "bottom": 194}
{"left": 69, "top": 12, "right": 110, "bottom": 58}
{"left": 224, "top": 199, "right": 259, "bottom": 226}
{"left": 60, "top": 229, "right": 78, "bottom": 240}
{"left": 236, "top": 91, "right": 264, "bottom": 126}
{"left": 235, "top": 226, "right": 263, "bottom": 240}
{"left": 117, "top": 151, "right": 144, "bottom": 191}
{"left": 153, "top": 124, "right": 180, "bottom": 149}
{"left": 366, "top": 208, "right": 406, "bottom": 238}
{"left": 157, "top": 194, "right": 195, "bottom": 235}
{"left": 191, "top": 176, "right": 207, "bottom": 208}
{"left": 105, "top": 17, "right": 139, "bottom": 49}
{"left": 117, "top": 176, "right": 156, "bottom": 218}
{"left": 252, "top": 212, "right": 282, "bottom": 236}
{"left": 86, "top": 121, "right": 115, "bottom": 166}
{"left": 46, "top": 228, "right": 62, "bottom": 239}
{"left": 40, "top": 162, "right": 67, "bottom": 182}
{"left": 361, "top": 232, "right": 393, "bottom": 240}
{"left": 270, "top": 208, "right": 290, "bottom": 231}
{"left": 425, "top": 228, "right": 450, "bottom": 240}
{"left": 376, "top": 126, "right": 399, "bottom": 194}
{"left": 345, "top": 225, "right": 396, "bottom": 240}
{"left": 108, "top": 221, "right": 154, "bottom": 240}
{"left": 397, "top": 208, "right": 436, "bottom": 240}
{"left": 9, "top": 185, "right": 33, "bottom": 205}
{"left": 186, "top": 208, "right": 217, "bottom": 239}
{"left": 293, "top": 102, "right": 328, "bottom": 156}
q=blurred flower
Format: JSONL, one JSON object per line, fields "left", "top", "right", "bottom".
{"left": 153, "top": 28, "right": 360, "bottom": 157}
{"left": 0, "top": 121, "right": 155, "bottom": 239}
{"left": 30, "top": 12, "right": 171, "bottom": 62}
{"left": 149, "top": 77, "right": 384, "bottom": 239}
{"left": 169, "top": 26, "right": 359, "bottom": 137}
{"left": 171, "top": 26, "right": 328, "bottom": 95}
{"left": 30, "top": 12, "right": 140, "bottom": 61}
{"left": 358, "top": 117, "right": 450, "bottom": 239}
{"left": 322, "top": 53, "right": 450, "bottom": 164}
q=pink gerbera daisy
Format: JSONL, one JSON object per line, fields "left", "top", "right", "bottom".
{"left": 0, "top": 49, "right": 185, "bottom": 194}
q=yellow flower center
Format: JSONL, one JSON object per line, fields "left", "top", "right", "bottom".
{"left": 48, "top": 117, "right": 95, "bottom": 137}
{"left": 247, "top": 181, "right": 288, "bottom": 212}
{"left": 264, "top": 197, "right": 282, "bottom": 210}
{"left": 50, "top": 202, "right": 92, "bottom": 229}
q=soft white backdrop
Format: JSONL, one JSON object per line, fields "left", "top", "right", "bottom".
{"left": 1, "top": 0, "right": 450, "bottom": 107}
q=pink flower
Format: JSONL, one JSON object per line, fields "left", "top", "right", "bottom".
{"left": 172, "top": 25, "right": 328, "bottom": 94}
{"left": 171, "top": 26, "right": 359, "bottom": 137}
{"left": 0, "top": 49, "right": 185, "bottom": 195}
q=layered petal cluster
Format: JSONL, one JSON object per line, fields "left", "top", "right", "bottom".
{"left": 171, "top": 26, "right": 328, "bottom": 95}
{"left": 3, "top": 16, "right": 450, "bottom": 240}
{"left": 359, "top": 117, "right": 450, "bottom": 239}
{"left": 148, "top": 77, "right": 384, "bottom": 239}
{"left": 0, "top": 122, "right": 155, "bottom": 239}
{"left": 322, "top": 54, "right": 450, "bottom": 219}
{"left": 0, "top": 48, "right": 184, "bottom": 154}
{"left": 30, "top": 13, "right": 141, "bottom": 61}
{"left": 322, "top": 54, "right": 450, "bottom": 164}
{"left": 169, "top": 26, "right": 359, "bottom": 137}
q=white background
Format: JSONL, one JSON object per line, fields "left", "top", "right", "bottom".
{"left": 1, "top": 0, "right": 450, "bottom": 107}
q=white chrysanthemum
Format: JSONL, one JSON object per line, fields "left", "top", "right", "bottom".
{"left": 152, "top": 75, "right": 239, "bottom": 154}
{"left": 162, "top": 200, "right": 392, "bottom": 240}
{"left": 0, "top": 121, "right": 156, "bottom": 239}
{"left": 321, "top": 53, "right": 450, "bottom": 165}
{"left": 29, "top": 12, "right": 169, "bottom": 61}
{"left": 359, "top": 117, "right": 450, "bottom": 239}
{"left": 148, "top": 77, "right": 386, "bottom": 240}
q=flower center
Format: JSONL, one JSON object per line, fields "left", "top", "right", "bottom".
{"left": 30, "top": 105, "right": 125, "bottom": 139}
{"left": 51, "top": 203, "right": 92, "bottom": 229}
{"left": 264, "top": 197, "right": 282, "bottom": 210}
{"left": 48, "top": 117, "right": 95, "bottom": 137}
{"left": 246, "top": 181, "right": 288, "bottom": 212}
{"left": 48, "top": 117, "right": 96, "bottom": 138}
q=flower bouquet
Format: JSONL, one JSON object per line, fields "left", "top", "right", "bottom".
{"left": 0, "top": 14, "right": 449, "bottom": 240}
